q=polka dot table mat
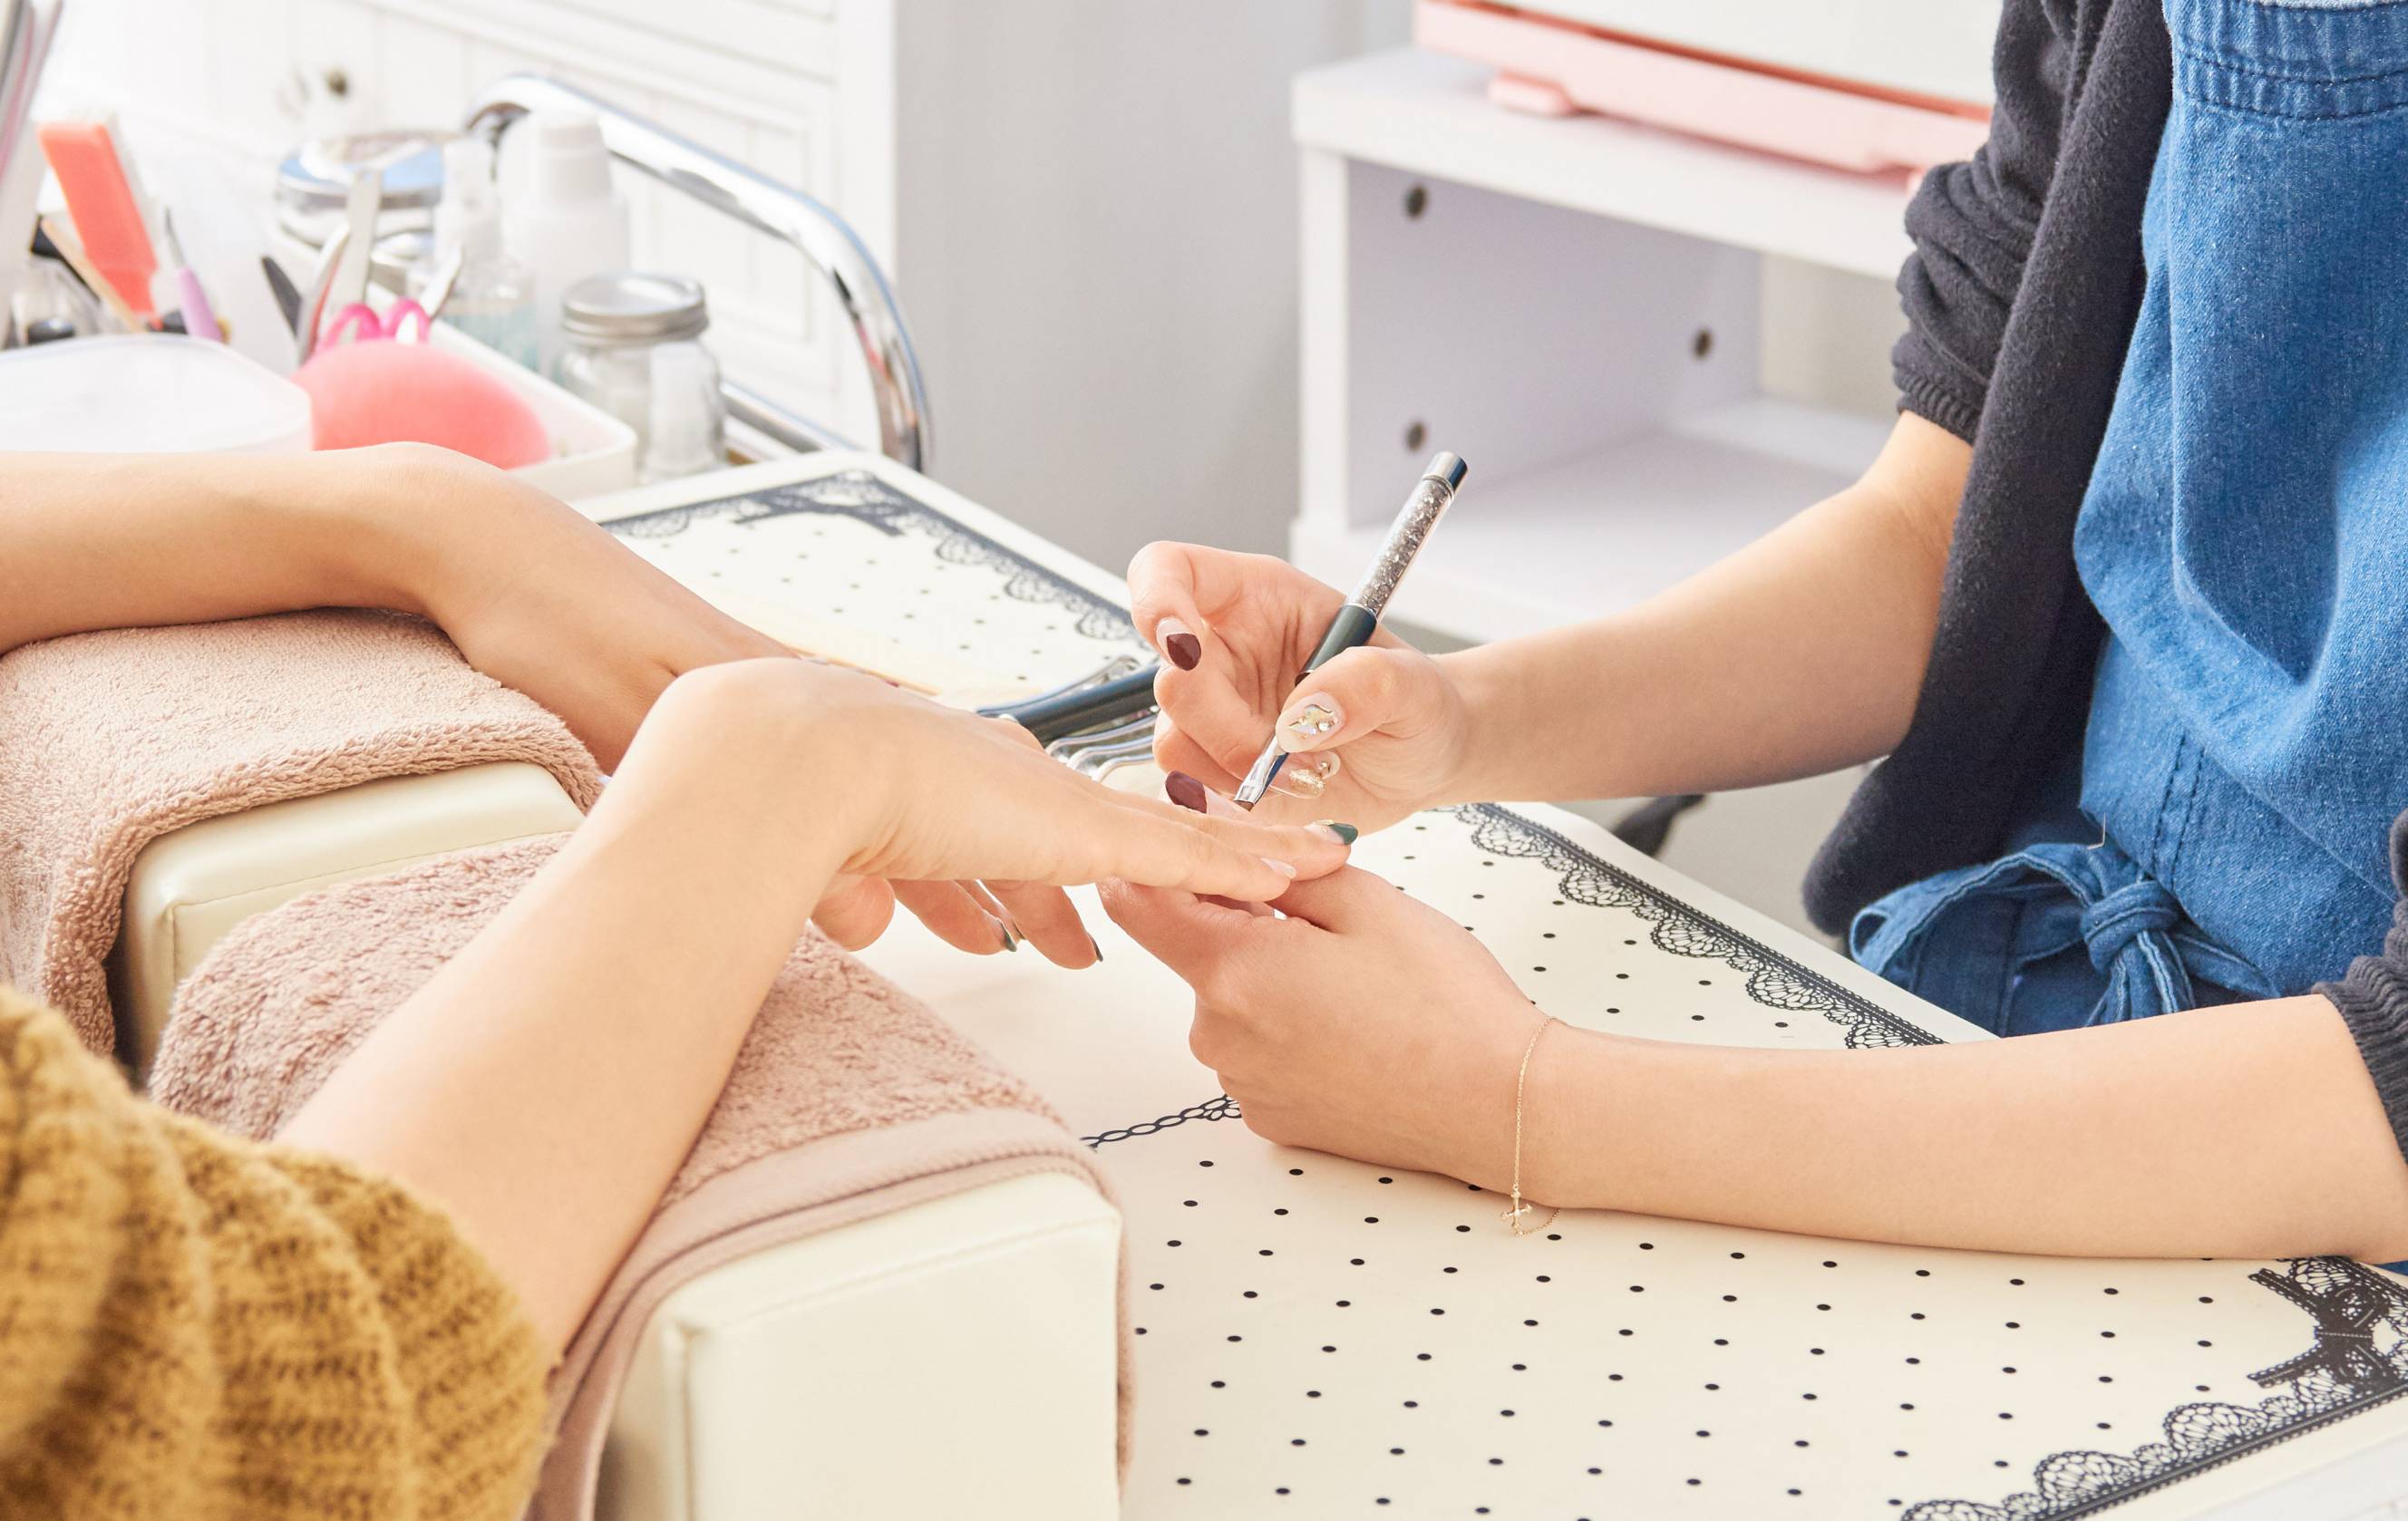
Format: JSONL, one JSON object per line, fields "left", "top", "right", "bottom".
{"left": 600, "top": 457, "right": 2408, "bottom": 1520}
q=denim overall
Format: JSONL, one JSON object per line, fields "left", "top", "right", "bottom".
{"left": 1853, "top": 0, "right": 2408, "bottom": 1039}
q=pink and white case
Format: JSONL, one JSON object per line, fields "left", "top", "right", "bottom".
{"left": 1415, "top": 0, "right": 1994, "bottom": 177}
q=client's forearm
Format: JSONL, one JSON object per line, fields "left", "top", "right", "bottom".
{"left": 1529, "top": 996, "right": 2408, "bottom": 1263}
{"left": 0, "top": 448, "right": 428, "bottom": 653}
{"left": 1440, "top": 412, "right": 1970, "bottom": 805}
{"left": 278, "top": 673, "right": 861, "bottom": 1351}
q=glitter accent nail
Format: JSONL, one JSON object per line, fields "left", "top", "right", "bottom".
{"left": 1269, "top": 751, "right": 1341, "bottom": 800}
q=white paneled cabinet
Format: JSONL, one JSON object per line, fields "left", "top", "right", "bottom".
{"left": 48, "top": 0, "right": 847, "bottom": 421}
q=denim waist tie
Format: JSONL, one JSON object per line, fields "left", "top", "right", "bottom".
{"left": 1850, "top": 836, "right": 2279, "bottom": 1038}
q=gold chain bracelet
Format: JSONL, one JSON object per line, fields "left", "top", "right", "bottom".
{"left": 1503, "top": 1014, "right": 1561, "bottom": 1236}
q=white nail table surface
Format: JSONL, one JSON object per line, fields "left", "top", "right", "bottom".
{"left": 598, "top": 454, "right": 2408, "bottom": 1521}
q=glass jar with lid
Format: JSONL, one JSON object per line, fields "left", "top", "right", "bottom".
{"left": 557, "top": 272, "right": 727, "bottom": 481}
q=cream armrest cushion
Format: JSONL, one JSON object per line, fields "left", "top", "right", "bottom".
{"left": 600, "top": 1170, "right": 1122, "bottom": 1521}
{"left": 131, "top": 792, "right": 1125, "bottom": 1521}
{"left": 112, "top": 761, "right": 585, "bottom": 1077}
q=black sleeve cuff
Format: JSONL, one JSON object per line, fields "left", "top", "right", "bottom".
{"left": 1895, "top": 365, "right": 1984, "bottom": 444}
{"left": 2319, "top": 960, "right": 2408, "bottom": 1171}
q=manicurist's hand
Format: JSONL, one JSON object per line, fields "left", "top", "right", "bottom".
{"left": 1099, "top": 866, "right": 1541, "bottom": 1188}
{"left": 1128, "top": 542, "right": 1471, "bottom": 832}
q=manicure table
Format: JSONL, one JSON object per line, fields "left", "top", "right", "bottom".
{"left": 597, "top": 454, "right": 2408, "bottom": 1521}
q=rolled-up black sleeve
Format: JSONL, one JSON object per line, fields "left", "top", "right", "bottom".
{"left": 1894, "top": 0, "right": 2083, "bottom": 441}
{"left": 2319, "top": 815, "right": 2408, "bottom": 1169}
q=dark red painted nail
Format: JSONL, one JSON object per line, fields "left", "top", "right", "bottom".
{"left": 1165, "top": 631, "right": 1202, "bottom": 671}
{"left": 1166, "top": 770, "right": 1209, "bottom": 813}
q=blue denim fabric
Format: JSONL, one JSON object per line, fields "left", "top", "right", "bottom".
{"left": 1855, "top": 0, "right": 2408, "bottom": 1037}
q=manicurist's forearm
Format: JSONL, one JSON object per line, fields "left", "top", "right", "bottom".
{"left": 0, "top": 448, "right": 429, "bottom": 652}
{"left": 1530, "top": 996, "right": 2408, "bottom": 1263}
{"left": 277, "top": 670, "right": 866, "bottom": 1350}
{"left": 1439, "top": 413, "right": 1970, "bottom": 805}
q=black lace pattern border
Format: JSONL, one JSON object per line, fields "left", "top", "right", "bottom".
{"left": 1906, "top": 1259, "right": 2408, "bottom": 1520}
{"left": 602, "top": 467, "right": 1139, "bottom": 644}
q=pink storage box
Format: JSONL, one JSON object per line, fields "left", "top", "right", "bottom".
{"left": 1414, "top": 0, "right": 1992, "bottom": 177}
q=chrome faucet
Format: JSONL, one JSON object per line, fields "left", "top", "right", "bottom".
{"left": 463, "top": 74, "right": 930, "bottom": 472}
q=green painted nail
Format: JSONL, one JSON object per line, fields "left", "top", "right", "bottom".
{"left": 1089, "top": 935, "right": 1105, "bottom": 964}
{"left": 1315, "top": 820, "right": 1360, "bottom": 847}
{"left": 998, "top": 921, "right": 1020, "bottom": 952}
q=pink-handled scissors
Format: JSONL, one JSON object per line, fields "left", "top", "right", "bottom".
{"left": 321, "top": 298, "right": 431, "bottom": 346}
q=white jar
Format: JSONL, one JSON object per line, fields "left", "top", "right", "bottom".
{"left": 556, "top": 272, "right": 725, "bottom": 480}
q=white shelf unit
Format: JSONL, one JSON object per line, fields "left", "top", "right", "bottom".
{"left": 1292, "top": 48, "right": 1913, "bottom": 642}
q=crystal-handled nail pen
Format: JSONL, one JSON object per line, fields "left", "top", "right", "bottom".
{"left": 1233, "top": 450, "right": 1468, "bottom": 809}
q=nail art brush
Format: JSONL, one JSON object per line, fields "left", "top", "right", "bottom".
{"left": 1232, "top": 450, "right": 1467, "bottom": 809}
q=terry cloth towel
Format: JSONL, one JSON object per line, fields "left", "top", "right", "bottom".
{"left": 0, "top": 610, "right": 606, "bottom": 1054}
{"left": 145, "top": 835, "right": 1126, "bottom": 1517}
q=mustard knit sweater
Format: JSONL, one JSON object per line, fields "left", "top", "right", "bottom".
{"left": 0, "top": 986, "right": 549, "bottom": 1520}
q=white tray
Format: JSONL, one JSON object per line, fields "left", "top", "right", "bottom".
{"left": 422, "top": 320, "right": 636, "bottom": 502}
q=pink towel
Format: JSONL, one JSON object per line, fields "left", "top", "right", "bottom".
{"left": 0, "top": 610, "right": 605, "bottom": 1054}
{"left": 148, "top": 836, "right": 1124, "bottom": 1516}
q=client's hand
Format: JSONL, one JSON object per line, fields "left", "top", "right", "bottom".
{"left": 390, "top": 445, "right": 1151, "bottom": 964}
{"left": 636, "top": 659, "right": 1357, "bottom": 919}
{"left": 1127, "top": 541, "right": 1471, "bottom": 833}
{"left": 289, "top": 657, "right": 1351, "bottom": 1351}
{"left": 388, "top": 445, "right": 789, "bottom": 770}
{"left": 1099, "top": 867, "right": 1540, "bottom": 1189}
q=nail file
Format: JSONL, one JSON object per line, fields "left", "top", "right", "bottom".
{"left": 1232, "top": 451, "right": 1468, "bottom": 808}
{"left": 37, "top": 114, "right": 160, "bottom": 318}
{"left": 161, "top": 208, "right": 218, "bottom": 342}
{"left": 39, "top": 213, "right": 143, "bottom": 334}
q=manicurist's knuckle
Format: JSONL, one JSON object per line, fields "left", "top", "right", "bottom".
{"left": 1197, "top": 944, "right": 1272, "bottom": 1014}
{"left": 1188, "top": 1013, "right": 1232, "bottom": 1071}
{"left": 1190, "top": 955, "right": 1245, "bottom": 1012}
{"left": 1127, "top": 540, "right": 1186, "bottom": 596}
{"left": 1239, "top": 1105, "right": 1301, "bottom": 1148}
{"left": 1094, "top": 877, "right": 1141, "bottom": 919}
{"left": 1335, "top": 647, "right": 1397, "bottom": 710}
